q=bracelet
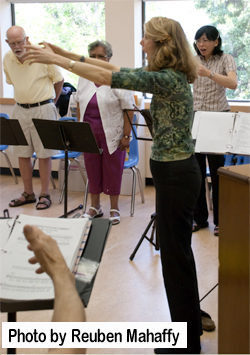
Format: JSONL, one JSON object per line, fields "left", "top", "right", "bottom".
{"left": 80, "top": 56, "right": 85, "bottom": 62}
{"left": 68, "top": 60, "right": 75, "bottom": 72}
{"left": 123, "top": 135, "right": 131, "bottom": 139}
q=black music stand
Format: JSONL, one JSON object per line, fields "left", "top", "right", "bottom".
{"left": 124, "top": 108, "right": 159, "bottom": 260}
{"left": 32, "top": 119, "right": 101, "bottom": 218}
{"left": 0, "top": 116, "right": 28, "bottom": 146}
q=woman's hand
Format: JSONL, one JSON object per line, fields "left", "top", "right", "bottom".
{"left": 198, "top": 64, "right": 211, "bottom": 77}
{"left": 22, "top": 42, "right": 57, "bottom": 65}
{"left": 119, "top": 136, "right": 130, "bottom": 151}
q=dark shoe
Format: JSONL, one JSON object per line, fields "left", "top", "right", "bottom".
{"left": 214, "top": 226, "right": 219, "bottom": 236}
{"left": 9, "top": 192, "right": 36, "bottom": 207}
{"left": 192, "top": 221, "right": 209, "bottom": 232}
{"left": 36, "top": 194, "right": 51, "bottom": 210}
{"left": 201, "top": 310, "right": 216, "bottom": 331}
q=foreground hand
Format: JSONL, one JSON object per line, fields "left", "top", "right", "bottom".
{"left": 22, "top": 42, "right": 56, "bottom": 65}
{"left": 23, "top": 225, "right": 71, "bottom": 281}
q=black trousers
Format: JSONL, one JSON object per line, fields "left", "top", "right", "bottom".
{"left": 150, "top": 155, "right": 202, "bottom": 354}
{"left": 194, "top": 153, "right": 225, "bottom": 226}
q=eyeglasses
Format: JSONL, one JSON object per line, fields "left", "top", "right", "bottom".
{"left": 8, "top": 38, "right": 26, "bottom": 47}
{"left": 89, "top": 54, "right": 107, "bottom": 59}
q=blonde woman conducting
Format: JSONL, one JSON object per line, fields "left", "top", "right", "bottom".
{"left": 24, "top": 17, "right": 203, "bottom": 353}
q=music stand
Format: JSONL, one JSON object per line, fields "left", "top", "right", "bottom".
{"left": 123, "top": 109, "right": 159, "bottom": 260}
{"left": 32, "top": 119, "right": 101, "bottom": 218}
{"left": 0, "top": 117, "right": 28, "bottom": 146}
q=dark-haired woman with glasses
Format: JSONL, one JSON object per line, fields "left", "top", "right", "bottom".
{"left": 76, "top": 40, "right": 134, "bottom": 225}
{"left": 192, "top": 25, "right": 238, "bottom": 237}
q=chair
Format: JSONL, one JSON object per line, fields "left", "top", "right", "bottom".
{"left": 0, "top": 113, "right": 18, "bottom": 184}
{"left": 32, "top": 117, "right": 87, "bottom": 203}
{"left": 83, "top": 125, "right": 145, "bottom": 216}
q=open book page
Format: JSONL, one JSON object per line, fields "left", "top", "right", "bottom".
{"left": 0, "top": 214, "right": 91, "bottom": 301}
{"left": 231, "top": 112, "right": 250, "bottom": 155}
{"left": 192, "top": 112, "right": 201, "bottom": 140}
{"left": 194, "top": 112, "right": 235, "bottom": 154}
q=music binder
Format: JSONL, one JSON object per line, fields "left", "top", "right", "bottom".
{"left": 0, "top": 214, "right": 92, "bottom": 301}
{"left": 192, "top": 111, "right": 250, "bottom": 155}
{"left": 0, "top": 218, "right": 111, "bottom": 312}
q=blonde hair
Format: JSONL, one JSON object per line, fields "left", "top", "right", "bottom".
{"left": 145, "top": 17, "right": 198, "bottom": 83}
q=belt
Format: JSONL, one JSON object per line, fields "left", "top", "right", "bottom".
{"left": 17, "top": 99, "right": 54, "bottom": 109}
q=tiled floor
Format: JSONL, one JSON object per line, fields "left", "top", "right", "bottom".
{"left": 0, "top": 174, "right": 218, "bottom": 354}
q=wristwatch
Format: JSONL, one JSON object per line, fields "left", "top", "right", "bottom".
{"left": 209, "top": 71, "right": 215, "bottom": 79}
{"left": 123, "top": 135, "right": 130, "bottom": 139}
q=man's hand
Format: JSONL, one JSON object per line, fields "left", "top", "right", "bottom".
{"left": 23, "top": 225, "right": 71, "bottom": 282}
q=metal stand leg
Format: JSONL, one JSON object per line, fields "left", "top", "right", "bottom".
{"left": 129, "top": 212, "right": 159, "bottom": 260}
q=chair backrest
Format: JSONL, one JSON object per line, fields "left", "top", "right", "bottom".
{"left": 0, "top": 113, "right": 9, "bottom": 119}
{"left": 59, "top": 116, "right": 77, "bottom": 122}
{"left": 126, "top": 126, "right": 139, "bottom": 165}
{"left": 0, "top": 113, "right": 10, "bottom": 149}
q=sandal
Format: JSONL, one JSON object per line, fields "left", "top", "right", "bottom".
{"left": 192, "top": 221, "right": 209, "bottom": 232}
{"left": 82, "top": 206, "right": 103, "bottom": 219}
{"left": 214, "top": 226, "right": 219, "bottom": 236}
{"left": 36, "top": 194, "right": 52, "bottom": 210}
{"left": 9, "top": 192, "right": 36, "bottom": 207}
{"left": 109, "top": 209, "right": 120, "bottom": 225}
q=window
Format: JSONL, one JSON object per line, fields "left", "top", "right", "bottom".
{"left": 145, "top": 0, "right": 250, "bottom": 101}
{"left": 15, "top": 2, "right": 105, "bottom": 88}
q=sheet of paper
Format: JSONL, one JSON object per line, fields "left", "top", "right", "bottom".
{"left": 0, "top": 253, "right": 54, "bottom": 300}
{"left": 231, "top": 112, "right": 250, "bottom": 155}
{"left": 192, "top": 112, "right": 202, "bottom": 140}
{"left": 0, "top": 214, "right": 91, "bottom": 301}
{"left": 195, "top": 112, "right": 235, "bottom": 154}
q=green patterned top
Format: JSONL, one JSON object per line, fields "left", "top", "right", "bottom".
{"left": 111, "top": 67, "right": 194, "bottom": 162}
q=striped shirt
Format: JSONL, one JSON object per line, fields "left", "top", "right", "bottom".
{"left": 193, "top": 53, "right": 237, "bottom": 112}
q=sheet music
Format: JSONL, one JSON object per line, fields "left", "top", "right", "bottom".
{"left": 0, "top": 214, "right": 91, "bottom": 300}
{"left": 194, "top": 112, "right": 235, "bottom": 154}
{"left": 231, "top": 112, "right": 250, "bottom": 155}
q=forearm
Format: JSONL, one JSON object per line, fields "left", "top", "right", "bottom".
{"left": 209, "top": 72, "right": 238, "bottom": 89}
{"left": 77, "top": 102, "right": 81, "bottom": 122}
{"left": 124, "top": 112, "right": 133, "bottom": 136}
{"left": 52, "top": 54, "right": 113, "bottom": 86}
{"left": 54, "top": 79, "right": 64, "bottom": 104}
{"left": 51, "top": 272, "right": 86, "bottom": 323}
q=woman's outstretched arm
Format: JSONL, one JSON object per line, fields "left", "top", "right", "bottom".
{"left": 23, "top": 42, "right": 120, "bottom": 86}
